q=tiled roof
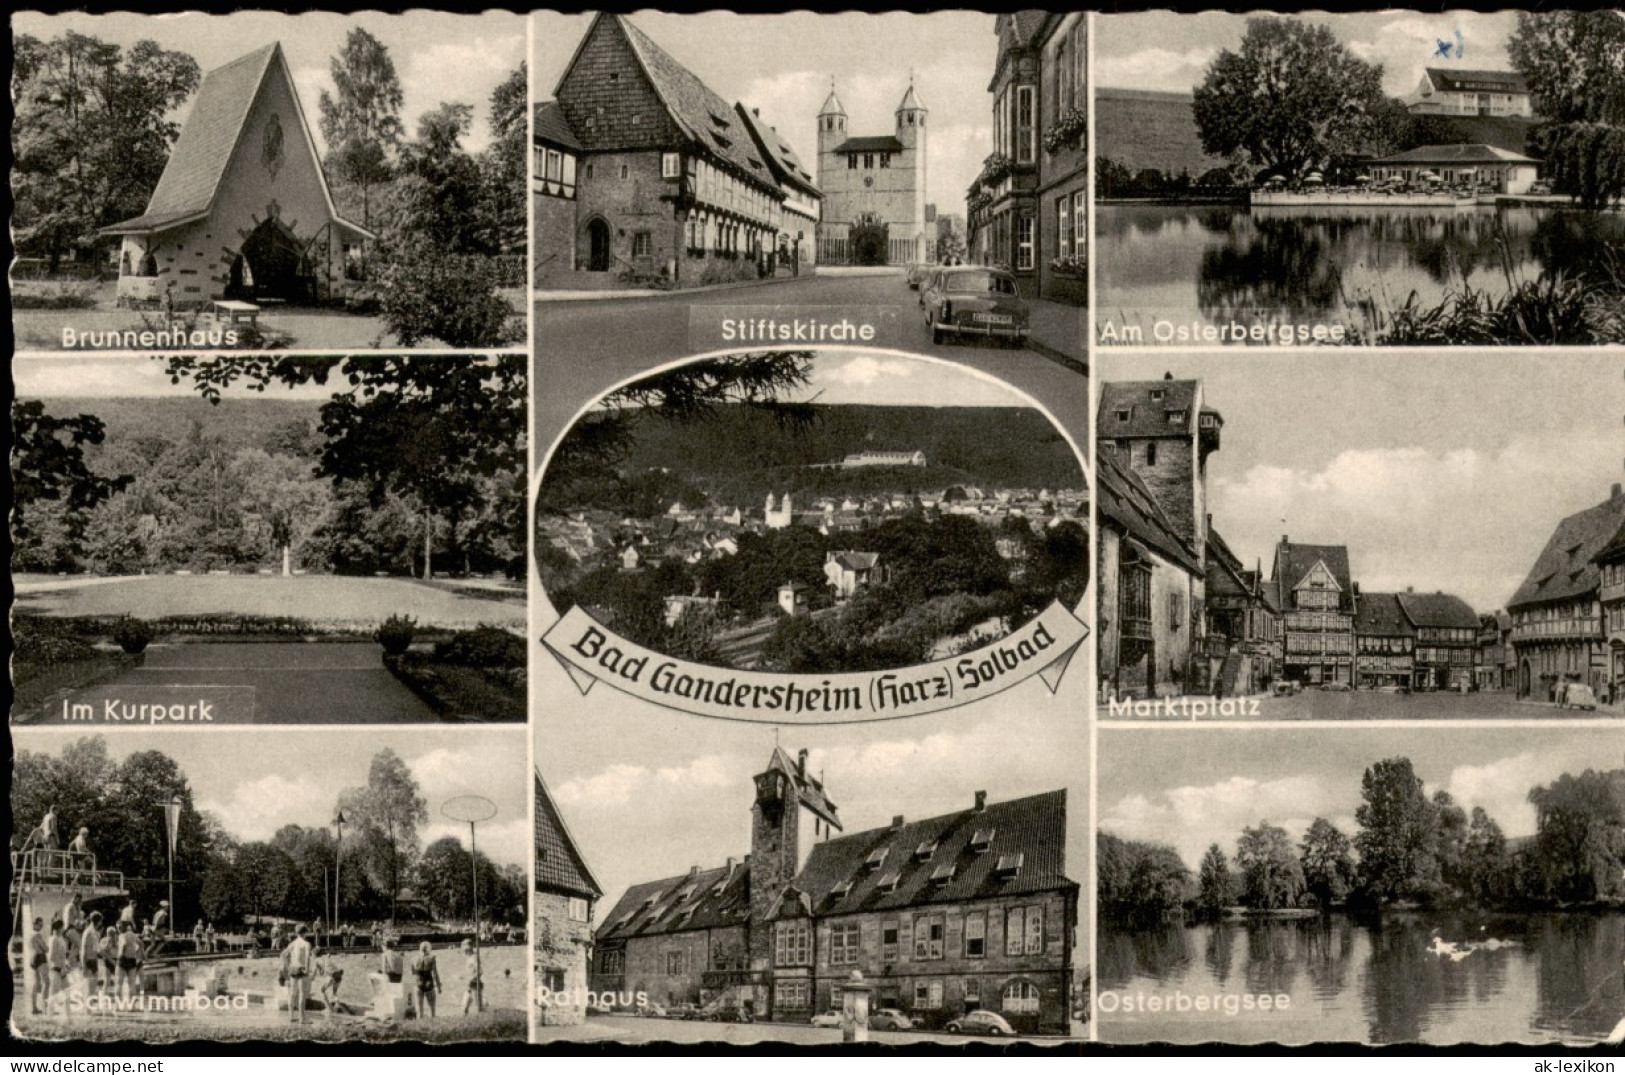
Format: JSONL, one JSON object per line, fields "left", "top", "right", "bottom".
{"left": 1098, "top": 448, "right": 1201, "bottom": 575}
{"left": 1507, "top": 490, "right": 1625, "bottom": 610}
{"left": 1007, "top": 12, "right": 1049, "bottom": 47}
{"left": 831, "top": 551, "right": 880, "bottom": 572}
{"left": 1098, "top": 379, "right": 1200, "bottom": 438}
{"left": 795, "top": 790, "right": 1072, "bottom": 915}
{"left": 831, "top": 135, "right": 905, "bottom": 155}
{"left": 1397, "top": 591, "right": 1479, "bottom": 629}
{"left": 1370, "top": 143, "right": 1538, "bottom": 166}
{"left": 1592, "top": 520, "right": 1625, "bottom": 566}
{"left": 1425, "top": 68, "right": 1528, "bottom": 94}
{"left": 534, "top": 100, "right": 581, "bottom": 151}
{"left": 596, "top": 861, "right": 751, "bottom": 942}
{"left": 1274, "top": 541, "right": 1354, "bottom": 611}
{"left": 536, "top": 770, "right": 602, "bottom": 900}
{"left": 614, "top": 15, "right": 779, "bottom": 183}
{"left": 1355, "top": 592, "right": 1413, "bottom": 637}
{"left": 734, "top": 102, "right": 820, "bottom": 197}
{"left": 767, "top": 746, "right": 841, "bottom": 829}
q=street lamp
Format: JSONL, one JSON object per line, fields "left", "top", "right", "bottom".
{"left": 332, "top": 808, "right": 347, "bottom": 939}
{"left": 442, "top": 795, "right": 496, "bottom": 1014}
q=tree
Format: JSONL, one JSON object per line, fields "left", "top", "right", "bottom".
{"left": 480, "top": 63, "right": 528, "bottom": 254}
{"left": 1354, "top": 757, "right": 1439, "bottom": 903}
{"left": 317, "top": 28, "right": 404, "bottom": 229}
{"left": 235, "top": 842, "right": 295, "bottom": 922}
{"left": 12, "top": 33, "right": 201, "bottom": 268}
{"left": 416, "top": 836, "right": 476, "bottom": 921}
{"left": 1527, "top": 768, "right": 1625, "bottom": 902}
{"left": 1097, "top": 832, "right": 1191, "bottom": 927}
{"left": 1299, "top": 818, "right": 1356, "bottom": 910}
{"left": 1432, "top": 790, "right": 1471, "bottom": 898}
{"left": 1196, "top": 843, "right": 1236, "bottom": 920}
{"left": 12, "top": 401, "right": 132, "bottom": 540}
{"left": 1509, "top": 13, "right": 1625, "bottom": 208}
{"left": 337, "top": 749, "right": 427, "bottom": 924}
{"left": 1192, "top": 17, "right": 1388, "bottom": 179}
{"left": 1463, "top": 806, "right": 1512, "bottom": 904}
{"left": 1236, "top": 821, "right": 1305, "bottom": 910}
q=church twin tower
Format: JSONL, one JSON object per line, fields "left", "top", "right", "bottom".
{"left": 815, "top": 82, "right": 930, "bottom": 266}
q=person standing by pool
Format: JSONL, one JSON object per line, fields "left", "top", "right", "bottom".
{"left": 39, "top": 805, "right": 59, "bottom": 853}
{"left": 411, "top": 941, "right": 441, "bottom": 1019}
{"left": 379, "top": 937, "right": 404, "bottom": 983}
{"left": 114, "top": 921, "right": 143, "bottom": 1003}
{"left": 28, "top": 917, "right": 49, "bottom": 1015}
{"left": 47, "top": 920, "right": 71, "bottom": 1018}
{"left": 280, "top": 924, "right": 314, "bottom": 1025}
{"left": 79, "top": 912, "right": 103, "bottom": 996}
{"left": 459, "top": 939, "right": 483, "bottom": 1015}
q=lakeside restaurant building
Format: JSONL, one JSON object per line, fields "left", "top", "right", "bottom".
{"left": 1366, "top": 144, "right": 1540, "bottom": 195}
{"left": 1406, "top": 68, "right": 1533, "bottom": 118}
{"left": 588, "top": 748, "right": 1078, "bottom": 1034}
{"left": 102, "top": 43, "right": 373, "bottom": 310}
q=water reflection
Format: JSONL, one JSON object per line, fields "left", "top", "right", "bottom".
{"left": 1098, "top": 913, "right": 1625, "bottom": 1044}
{"left": 1097, "top": 204, "right": 1625, "bottom": 335}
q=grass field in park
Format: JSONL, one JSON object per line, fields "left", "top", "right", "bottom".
{"left": 13, "top": 575, "right": 524, "bottom": 631}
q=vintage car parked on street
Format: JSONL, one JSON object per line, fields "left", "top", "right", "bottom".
{"left": 922, "top": 266, "right": 1030, "bottom": 345}
{"left": 946, "top": 1009, "right": 1017, "bottom": 1036}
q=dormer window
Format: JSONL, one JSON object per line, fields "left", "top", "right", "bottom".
{"left": 864, "top": 848, "right": 889, "bottom": 871}
{"left": 1150, "top": 389, "right": 1164, "bottom": 402}
{"left": 877, "top": 870, "right": 902, "bottom": 892}
{"left": 913, "top": 840, "right": 937, "bottom": 862}
{"left": 996, "top": 852, "right": 1025, "bottom": 878}
{"left": 931, "top": 863, "right": 956, "bottom": 886}
{"left": 1167, "top": 409, "right": 1186, "bottom": 424}
{"left": 971, "top": 827, "right": 996, "bottom": 852}
{"left": 1115, "top": 409, "right": 1130, "bottom": 423}
{"left": 830, "top": 880, "right": 853, "bottom": 901}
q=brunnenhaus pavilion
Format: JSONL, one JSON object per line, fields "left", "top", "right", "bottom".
{"left": 589, "top": 747, "right": 1079, "bottom": 1035}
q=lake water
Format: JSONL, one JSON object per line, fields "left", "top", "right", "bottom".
{"left": 1095, "top": 203, "right": 1625, "bottom": 341}
{"left": 1097, "top": 914, "right": 1625, "bottom": 1045}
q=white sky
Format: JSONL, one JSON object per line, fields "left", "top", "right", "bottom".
{"left": 1100, "top": 726, "right": 1624, "bottom": 869}
{"left": 533, "top": 11, "right": 995, "bottom": 215}
{"left": 776, "top": 350, "right": 1049, "bottom": 409}
{"left": 14, "top": 356, "right": 336, "bottom": 400}
{"left": 1097, "top": 10, "right": 1520, "bottom": 97}
{"left": 12, "top": 728, "right": 531, "bottom": 868}
{"left": 12, "top": 11, "right": 525, "bottom": 153}
{"left": 1101, "top": 352, "right": 1624, "bottom": 614}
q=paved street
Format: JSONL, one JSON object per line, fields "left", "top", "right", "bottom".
{"left": 532, "top": 271, "right": 1088, "bottom": 457}
{"left": 535, "top": 1013, "right": 1077, "bottom": 1047}
{"left": 1102, "top": 689, "right": 1624, "bottom": 722}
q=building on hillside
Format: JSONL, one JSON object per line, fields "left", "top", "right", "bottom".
{"left": 1354, "top": 592, "right": 1415, "bottom": 690}
{"left": 843, "top": 450, "right": 926, "bottom": 468}
{"left": 588, "top": 748, "right": 1078, "bottom": 1035}
{"left": 1477, "top": 611, "right": 1514, "bottom": 693}
{"left": 1397, "top": 589, "right": 1480, "bottom": 691}
{"left": 824, "top": 550, "right": 885, "bottom": 599}
{"left": 1507, "top": 483, "right": 1625, "bottom": 701}
{"left": 1406, "top": 68, "right": 1532, "bottom": 118}
{"left": 103, "top": 43, "right": 374, "bottom": 309}
{"left": 1272, "top": 538, "right": 1357, "bottom": 688}
{"left": 816, "top": 79, "right": 931, "bottom": 266}
{"left": 1366, "top": 144, "right": 1540, "bottom": 194}
{"left": 536, "top": 768, "right": 604, "bottom": 1026}
{"left": 534, "top": 14, "right": 820, "bottom": 289}
{"left": 1096, "top": 448, "right": 1202, "bottom": 699}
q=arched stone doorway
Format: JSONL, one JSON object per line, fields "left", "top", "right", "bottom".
{"left": 585, "top": 218, "right": 611, "bottom": 272}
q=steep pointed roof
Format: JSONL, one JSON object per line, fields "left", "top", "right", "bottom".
{"left": 897, "top": 83, "right": 925, "bottom": 112}
{"left": 1508, "top": 489, "right": 1625, "bottom": 610}
{"left": 103, "top": 42, "right": 371, "bottom": 239}
{"left": 765, "top": 746, "right": 841, "bottom": 830}
{"left": 535, "top": 769, "right": 602, "bottom": 901}
{"left": 734, "top": 102, "right": 820, "bottom": 197}
{"left": 818, "top": 88, "right": 846, "bottom": 116}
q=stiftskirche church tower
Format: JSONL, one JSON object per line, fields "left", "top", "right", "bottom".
{"left": 816, "top": 80, "right": 929, "bottom": 266}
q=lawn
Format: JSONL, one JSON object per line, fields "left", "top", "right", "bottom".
{"left": 15, "top": 576, "right": 524, "bottom": 631}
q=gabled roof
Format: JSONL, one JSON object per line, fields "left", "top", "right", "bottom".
{"left": 592, "top": 14, "right": 780, "bottom": 184}
{"left": 1397, "top": 591, "right": 1479, "bottom": 630}
{"left": 830, "top": 551, "right": 880, "bottom": 572}
{"left": 765, "top": 746, "right": 841, "bottom": 830}
{"left": 536, "top": 769, "right": 602, "bottom": 900}
{"left": 1508, "top": 490, "right": 1625, "bottom": 610}
{"left": 102, "top": 42, "right": 371, "bottom": 240}
{"left": 1370, "top": 143, "right": 1538, "bottom": 166}
{"left": 534, "top": 100, "right": 581, "bottom": 152}
{"left": 1274, "top": 540, "right": 1354, "bottom": 610}
{"left": 1206, "top": 529, "right": 1260, "bottom": 600}
{"left": 595, "top": 860, "right": 751, "bottom": 942}
{"left": 1592, "top": 519, "right": 1625, "bottom": 567}
{"left": 1425, "top": 68, "right": 1528, "bottom": 94}
{"left": 831, "top": 135, "right": 905, "bottom": 155}
{"left": 1098, "top": 379, "right": 1201, "bottom": 438}
{"left": 1355, "top": 592, "right": 1413, "bottom": 637}
{"left": 795, "top": 790, "right": 1071, "bottom": 915}
{"left": 734, "top": 102, "right": 820, "bottom": 197}
{"left": 1098, "top": 448, "right": 1201, "bottom": 575}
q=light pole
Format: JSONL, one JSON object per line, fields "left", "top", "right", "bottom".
{"left": 332, "top": 809, "right": 347, "bottom": 939}
{"left": 442, "top": 796, "right": 496, "bottom": 1015}
{"left": 162, "top": 796, "right": 182, "bottom": 937}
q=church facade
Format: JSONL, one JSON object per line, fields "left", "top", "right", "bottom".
{"left": 589, "top": 748, "right": 1078, "bottom": 1035}
{"left": 815, "top": 84, "right": 932, "bottom": 266}
{"left": 102, "top": 43, "right": 373, "bottom": 309}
